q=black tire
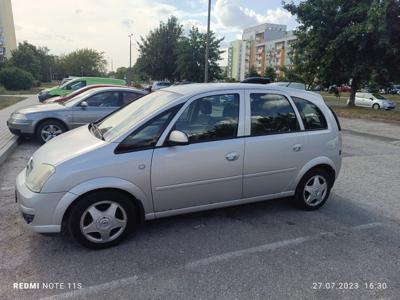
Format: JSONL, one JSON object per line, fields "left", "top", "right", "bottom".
{"left": 68, "top": 190, "right": 136, "bottom": 249}
{"left": 35, "top": 119, "right": 66, "bottom": 144}
{"left": 372, "top": 103, "right": 380, "bottom": 110}
{"left": 294, "top": 168, "right": 332, "bottom": 210}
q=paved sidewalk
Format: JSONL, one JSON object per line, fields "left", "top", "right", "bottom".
{"left": 339, "top": 117, "right": 400, "bottom": 140}
{"left": 0, "top": 95, "right": 38, "bottom": 164}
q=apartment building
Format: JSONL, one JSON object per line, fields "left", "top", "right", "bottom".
{"left": 240, "top": 23, "right": 286, "bottom": 80}
{"left": 0, "top": 0, "right": 17, "bottom": 60}
{"left": 265, "top": 30, "right": 297, "bottom": 77}
{"left": 227, "top": 40, "right": 243, "bottom": 80}
{"left": 226, "top": 22, "right": 297, "bottom": 80}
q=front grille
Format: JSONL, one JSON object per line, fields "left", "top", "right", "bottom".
{"left": 22, "top": 212, "right": 35, "bottom": 224}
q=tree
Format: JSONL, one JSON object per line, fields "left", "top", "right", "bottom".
{"left": 176, "top": 27, "right": 224, "bottom": 82}
{"left": 136, "top": 17, "right": 183, "bottom": 81}
{"left": 247, "top": 65, "right": 259, "bottom": 78}
{"left": 284, "top": 0, "right": 400, "bottom": 106}
{"left": 10, "top": 42, "right": 55, "bottom": 82}
{"left": 264, "top": 66, "right": 277, "bottom": 81}
{"left": 57, "top": 49, "right": 107, "bottom": 77}
{"left": 0, "top": 67, "right": 34, "bottom": 90}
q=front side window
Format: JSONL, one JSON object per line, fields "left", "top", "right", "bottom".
{"left": 250, "top": 93, "right": 299, "bottom": 136}
{"left": 174, "top": 94, "right": 240, "bottom": 143}
{"left": 85, "top": 91, "right": 120, "bottom": 107}
{"left": 292, "top": 97, "right": 327, "bottom": 130}
{"left": 116, "top": 108, "right": 177, "bottom": 152}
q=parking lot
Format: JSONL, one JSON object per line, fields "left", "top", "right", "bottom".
{"left": 0, "top": 128, "right": 400, "bottom": 299}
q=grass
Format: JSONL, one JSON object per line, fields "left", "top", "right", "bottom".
{"left": 0, "top": 96, "right": 28, "bottom": 110}
{"left": 318, "top": 92, "right": 400, "bottom": 124}
{"left": 0, "top": 82, "right": 58, "bottom": 95}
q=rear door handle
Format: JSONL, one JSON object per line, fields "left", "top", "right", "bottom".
{"left": 225, "top": 152, "right": 239, "bottom": 161}
{"left": 292, "top": 144, "right": 303, "bottom": 152}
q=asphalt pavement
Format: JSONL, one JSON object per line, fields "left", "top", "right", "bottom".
{"left": 0, "top": 128, "right": 399, "bottom": 300}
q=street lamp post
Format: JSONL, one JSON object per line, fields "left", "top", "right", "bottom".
{"left": 128, "top": 33, "right": 133, "bottom": 69}
{"left": 204, "top": 0, "right": 211, "bottom": 83}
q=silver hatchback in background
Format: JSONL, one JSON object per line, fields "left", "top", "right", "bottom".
{"left": 15, "top": 83, "right": 342, "bottom": 248}
{"left": 7, "top": 87, "right": 146, "bottom": 143}
{"left": 348, "top": 92, "right": 396, "bottom": 110}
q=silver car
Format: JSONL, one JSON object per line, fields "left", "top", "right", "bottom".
{"left": 7, "top": 87, "right": 145, "bottom": 143}
{"left": 348, "top": 92, "right": 396, "bottom": 110}
{"left": 15, "top": 83, "right": 342, "bottom": 248}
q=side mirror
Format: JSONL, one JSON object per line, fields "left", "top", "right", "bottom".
{"left": 80, "top": 101, "right": 88, "bottom": 108}
{"left": 370, "top": 98, "right": 374, "bottom": 100}
{"left": 168, "top": 130, "right": 188, "bottom": 146}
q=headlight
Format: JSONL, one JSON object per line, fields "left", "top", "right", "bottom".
{"left": 12, "top": 113, "right": 28, "bottom": 120}
{"left": 26, "top": 163, "right": 55, "bottom": 193}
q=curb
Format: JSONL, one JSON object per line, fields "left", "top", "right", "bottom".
{"left": 0, "top": 136, "right": 19, "bottom": 166}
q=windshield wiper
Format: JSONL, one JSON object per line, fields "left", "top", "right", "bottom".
{"left": 90, "top": 122, "right": 104, "bottom": 140}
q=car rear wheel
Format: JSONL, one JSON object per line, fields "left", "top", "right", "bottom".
{"left": 68, "top": 190, "right": 136, "bottom": 249}
{"left": 294, "top": 168, "right": 332, "bottom": 210}
{"left": 372, "top": 103, "right": 380, "bottom": 110}
{"left": 35, "top": 120, "right": 66, "bottom": 144}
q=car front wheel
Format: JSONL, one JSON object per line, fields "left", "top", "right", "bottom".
{"left": 294, "top": 168, "right": 332, "bottom": 210}
{"left": 36, "top": 120, "right": 66, "bottom": 144}
{"left": 68, "top": 190, "right": 136, "bottom": 249}
{"left": 372, "top": 103, "right": 380, "bottom": 110}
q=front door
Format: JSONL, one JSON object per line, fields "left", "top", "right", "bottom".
{"left": 243, "top": 91, "right": 307, "bottom": 198}
{"left": 151, "top": 91, "right": 245, "bottom": 212}
{"left": 71, "top": 91, "right": 121, "bottom": 128}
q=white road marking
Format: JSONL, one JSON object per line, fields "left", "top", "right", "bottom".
{"left": 40, "top": 222, "right": 382, "bottom": 299}
{"left": 0, "top": 186, "right": 14, "bottom": 191}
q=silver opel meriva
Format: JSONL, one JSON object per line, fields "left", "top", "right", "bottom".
{"left": 16, "top": 83, "right": 342, "bottom": 248}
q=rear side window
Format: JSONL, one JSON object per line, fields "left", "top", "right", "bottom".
{"left": 250, "top": 93, "right": 299, "bottom": 136}
{"left": 292, "top": 97, "right": 327, "bottom": 130}
{"left": 122, "top": 92, "right": 142, "bottom": 105}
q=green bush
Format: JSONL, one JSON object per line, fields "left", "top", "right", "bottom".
{"left": 0, "top": 67, "right": 34, "bottom": 90}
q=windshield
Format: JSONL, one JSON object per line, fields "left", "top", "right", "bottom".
{"left": 97, "top": 90, "right": 182, "bottom": 141}
{"left": 372, "top": 93, "right": 386, "bottom": 100}
{"left": 63, "top": 90, "right": 97, "bottom": 107}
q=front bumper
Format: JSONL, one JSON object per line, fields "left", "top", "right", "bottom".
{"left": 15, "top": 169, "right": 66, "bottom": 233}
{"left": 7, "top": 119, "right": 34, "bottom": 135}
{"left": 38, "top": 93, "right": 51, "bottom": 102}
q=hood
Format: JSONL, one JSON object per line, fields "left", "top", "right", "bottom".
{"left": 31, "top": 125, "right": 106, "bottom": 166}
{"left": 16, "top": 103, "right": 66, "bottom": 114}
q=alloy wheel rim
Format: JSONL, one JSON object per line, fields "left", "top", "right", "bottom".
{"left": 41, "top": 124, "right": 63, "bottom": 142}
{"left": 80, "top": 201, "right": 127, "bottom": 243}
{"left": 303, "top": 175, "right": 328, "bottom": 206}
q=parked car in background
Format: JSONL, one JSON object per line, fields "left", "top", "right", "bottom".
{"left": 15, "top": 83, "right": 342, "bottom": 248}
{"left": 152, "top": 81, "right": 171, "bottom": 91}
{"left": 44, "top": 84, "right": 125, "bottom": 104}
{"left": 8, "top": 87, "right": 145, "bottom": 143}
{"left": 59, "top": 76, "right": 78, "bottom": 86}
{"left": 337, "top": 85, "right": 351, "bottom": 93}
{"left": 388, "top": 85, "right": 400, "bottom": 95}
{"left": 38, "top": 77, "right": 126, "bottom": 101}
{"left": 268, "top": 82, "right": 306, "bottom": 90}
{"left": 240, "top": 77, "right": 271, "bottom": 84}
{"left": 348, "top": 92, "right": 396, "bottom": 110}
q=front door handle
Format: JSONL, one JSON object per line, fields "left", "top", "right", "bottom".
{"left": 225, "top": 152, "right": 239, "bottom": 161}
{"left": 292, "top": 144, "right": 303, "bottom": 152}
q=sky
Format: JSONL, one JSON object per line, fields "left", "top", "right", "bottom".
{"left": 11, "top": 0, "right": 299, "bottom": 70}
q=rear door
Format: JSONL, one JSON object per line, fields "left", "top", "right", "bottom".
{"left": 71, "top": 91, "right": 122, "bottom": 127}
{"left": 243, "top": 90, "right": 307, "bottom": 198}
